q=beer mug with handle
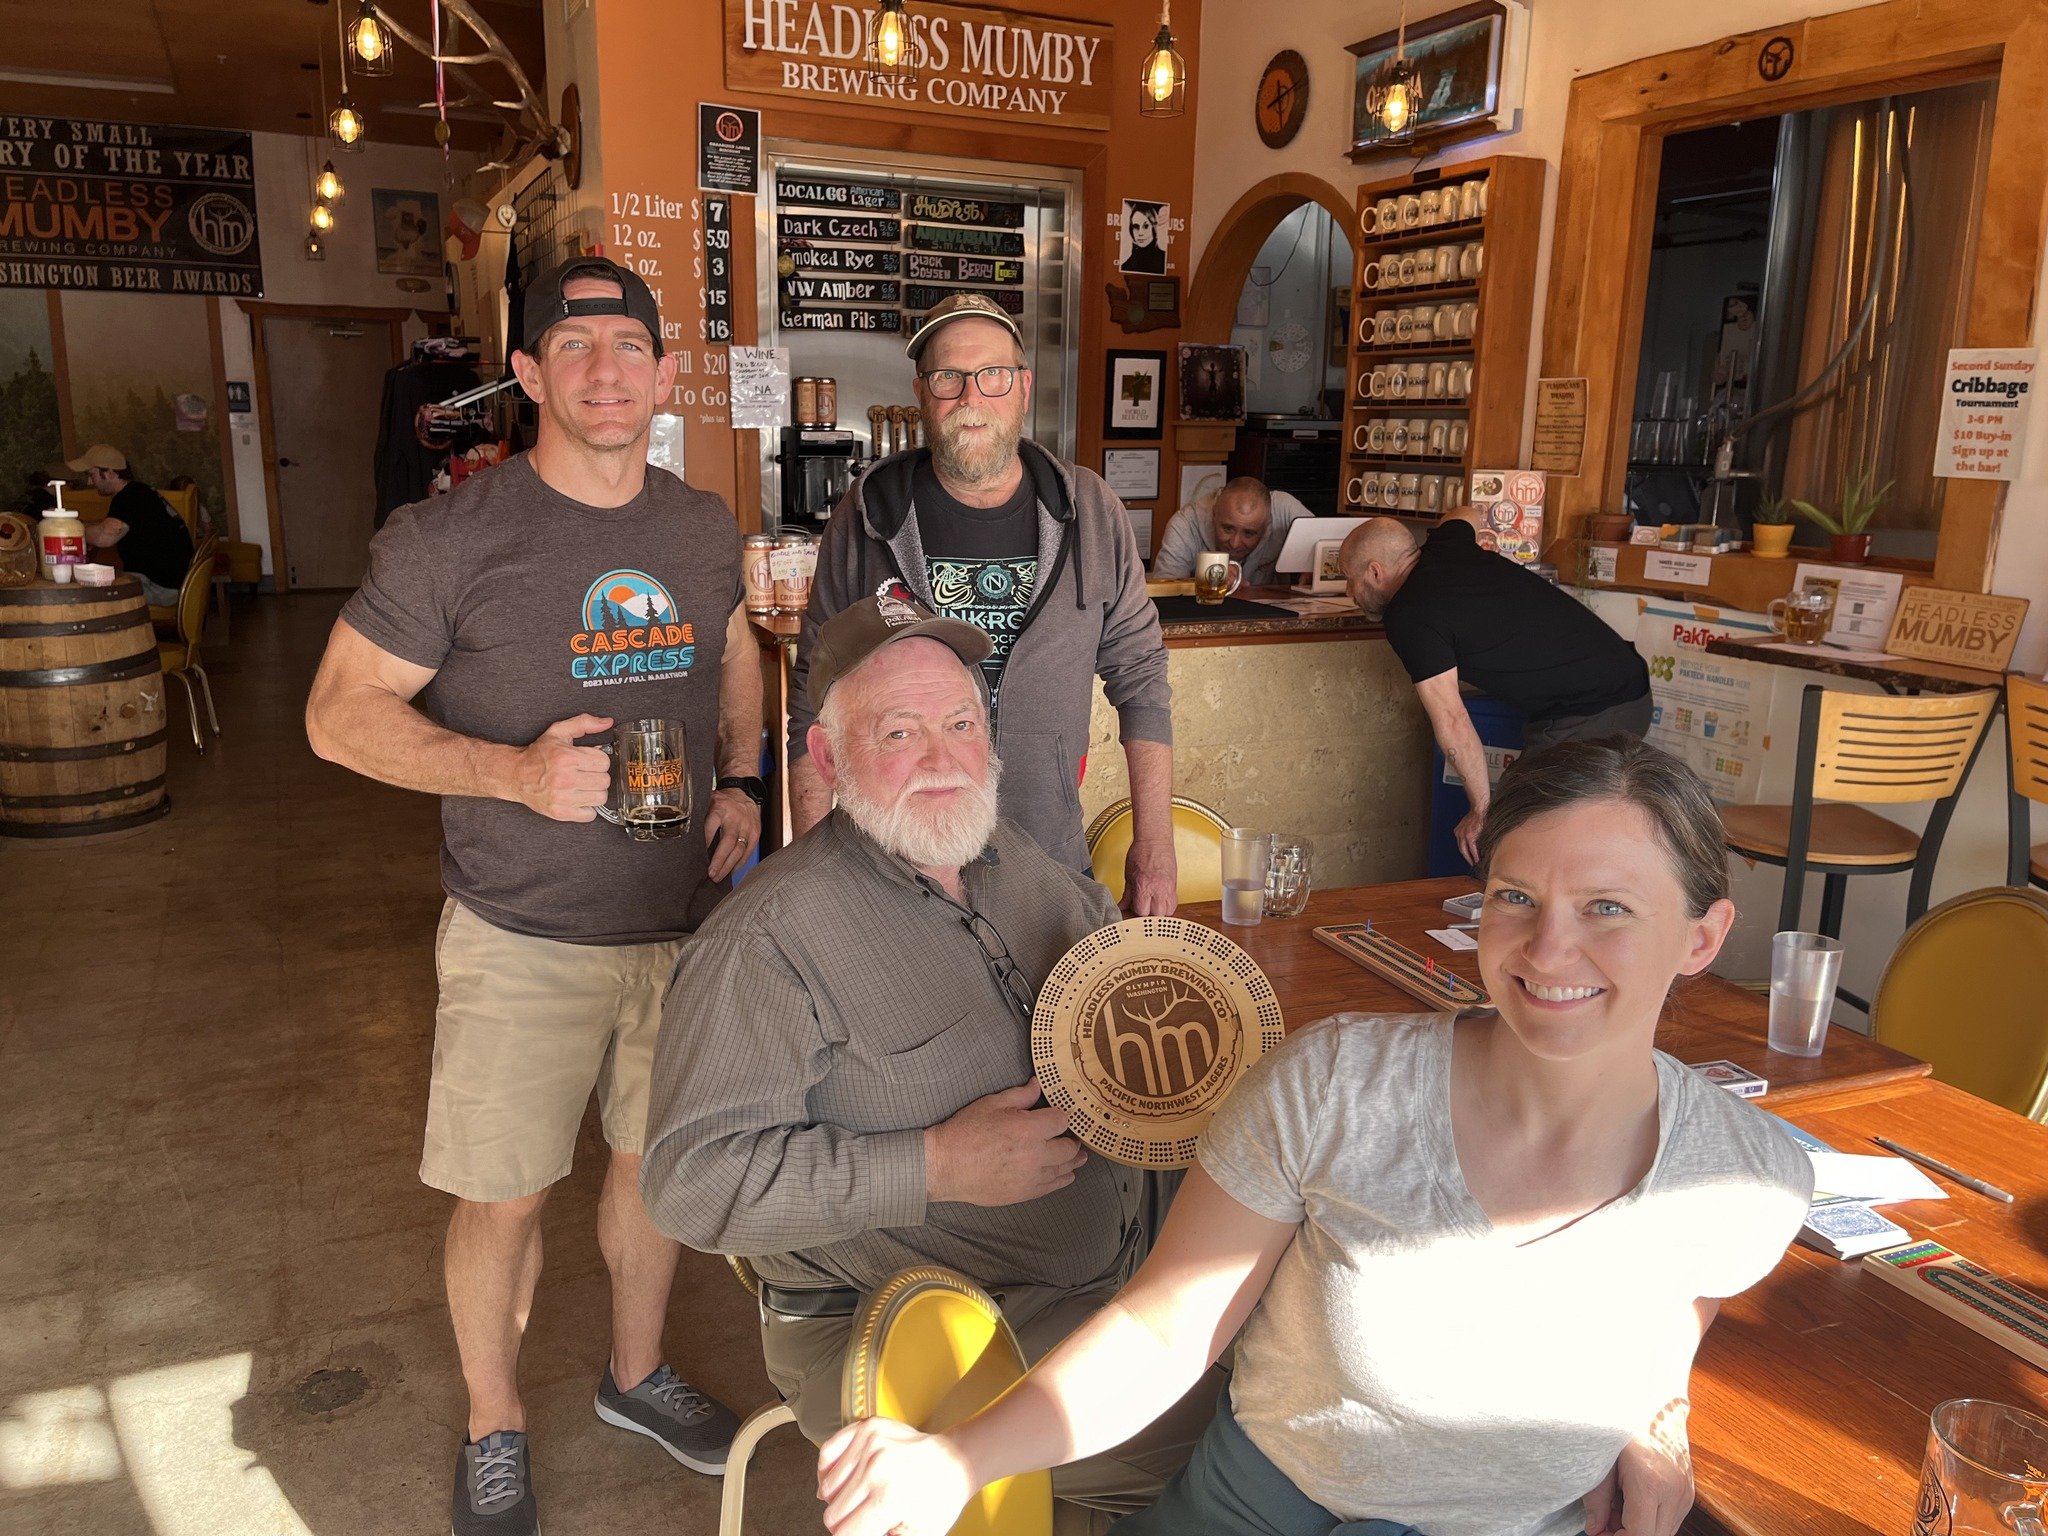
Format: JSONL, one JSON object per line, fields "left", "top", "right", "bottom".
{"left": 595, "top": 718, "right": 692, "bottom": 840}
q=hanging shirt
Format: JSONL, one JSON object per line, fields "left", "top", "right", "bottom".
{"left": 912, "top": 458, "right": 1037, "bottom": 720}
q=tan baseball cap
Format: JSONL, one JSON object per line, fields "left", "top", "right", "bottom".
{"left": 905, "top": 291, "right": 1027, "bottom": 363}
{"left": 807, "top": 584, "right": 992, "bottom": 714}
{"left": 65, "top": 444, "right": 127, "bottom": 473}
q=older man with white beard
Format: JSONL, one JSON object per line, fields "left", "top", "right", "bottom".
{"left": 641, "top": 591, "right": 1218, "bottom": 1516}
{"left": 787, "top": 291, "right": 1178, "bottom": 914}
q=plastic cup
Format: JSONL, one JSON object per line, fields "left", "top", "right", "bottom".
{"left": 1767, "top": 931, "right": 1842, "bottom": 1057}
{"left": 1221, "top": 829, "right": 1274, "bottom": 926}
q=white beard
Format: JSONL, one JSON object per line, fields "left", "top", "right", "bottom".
{"left": 930, "top": 403, "right": 1024, "bottom": 488}
{"left": 838, "top": 753, "right": 1004, "bottom": 871}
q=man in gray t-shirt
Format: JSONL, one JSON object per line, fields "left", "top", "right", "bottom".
{"left": 1151, "top": 477, "right": 1306, "bottom": 587}
{"left": 307, "top": 258, "right": 762, "bottom": 1536}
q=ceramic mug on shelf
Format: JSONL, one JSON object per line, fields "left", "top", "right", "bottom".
{"left": 1383, "top": 472, "right": 1405, "bottom": 503}
{"left": 1396, "top": 252, "right": 1421, "bottom": 286}
{"left": 1459, "top": 242, "right": 1484, "bottom": 280}
{"left": 1399, "top": 193, "right": 1424, "bottom": 227}
{"left": 1367, "top": 366, "right": 1389, "bottom": 397}
{"left": 1359, "top": 475, "right": 1382, "bottom": 507}
{"left": 1397, "top": 474, "right": 1422, "bottom": 511}
{"left": 1427, "top": 361, "right": 1450, "bottom": 399}
{"left": 1473, "top": 179, "right": 1489, "bottom": 217}
{"left": 1447, "top": 360, "right": 1473, "bottom": 397}
{"left": 1374, "top": 310, "right": 1398, "bottom": 344}
{"left": 1434, "top": 307, "right": 1458, "bottom": 341}
{"left": 1434, "top": 245, "right": 1460, "bottom": 283}
{"left": 1394, "top": 310, "right": 1418, "bottom": 344}
{"left": 1361, "top": 258, "right": 1385, "bottom": 289}
{"left": 1377, "top": 197, "right": 1401, "bottom": 233}
{"left": 1421, "top": 475, "right": 1444, "bottom": 514}
{"left": 1447, "top": 419, "right": 1469, "bottom": 456}
{"left": 1453, "top": 301, "right": 1478, "bottom": 339}
{"left": 1460, "top": 180, "right": 1484, "bottom": 221}
{"left": 1403, "top": 361, "right": 1428, "bottom": 396}
{"left": 1367, "top": 418, "right": 1388, "bottom": 453}
{"left": 1444, "top": 474, "right": 1465, "bottom": 507}
{"left": 1407, "top": 417, "right": 1429, "bottom": 457}
{"left": 1347, "top": 473, "right": 1368, "bottom": 505}
{"left": 1428, "top": 419, "right": 1451, "bottom": 456}
{"left": 1419, "top": 188, "right": 1442, "bottom": 225}
{"left": 1352, "top": 422, "right": 1373, "bottom": 453}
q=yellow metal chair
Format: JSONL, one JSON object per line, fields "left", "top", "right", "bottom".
{"left": 1086, "top": 795, "right": 1230, "bottom": 906}
{"left": 717, "top": 1255, "right": 800, "bottom": 1536}
{"left": 150, "top": 533, "right": 218, "bottom": 628}
{"left": 841, "top": 1266, "right": 1052, "bottom": 1536}
{"left": 1720, "top": 684, "right": 1998, "bottom": 946}
{"left": 1871, "top": 886, "right": 2048, "bottom": 1120}
{"left": 157, "top": 543, "right": 220, "bottom": 751}
{"left": 2006, "top": 674, "right": 2048, "bottom": 892}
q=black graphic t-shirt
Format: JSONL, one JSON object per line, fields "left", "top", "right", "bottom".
{"left": 341, "top": 454, "right": 743, "bottom": 944}
{"left": 913, "top": 459, "right": 1037, "bottom": 716}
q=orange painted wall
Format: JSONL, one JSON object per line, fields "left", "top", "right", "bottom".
{"left": 590, "top": 0, "right": 1201, "bottom": 532}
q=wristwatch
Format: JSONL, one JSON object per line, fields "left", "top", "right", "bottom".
{"left": 715, "top": 775, "right": 767, "bottom": 809}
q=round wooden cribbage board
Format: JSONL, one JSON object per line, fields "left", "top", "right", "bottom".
{"left": 1032, "top": 917, "right": 1286, "bottom": 1169}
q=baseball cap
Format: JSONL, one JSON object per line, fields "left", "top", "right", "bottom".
{"left": 65, "top": 444, "right": 127, "bottom": 473}
{"left": 520, "top": 256, "right": 664, "bottom": 358}
{"left": 807, "top": 584, "right": 993, "bottom": 715}
{"left": 905, "top": 291, "right": 1027, "bottom": 364}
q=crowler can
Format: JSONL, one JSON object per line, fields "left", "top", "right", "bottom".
{"left": 814, "top": 376, "right": 838, "bottom": 428}
{"left": 773, "top": 530, "right": 814, "bottom": 613}
{"left": 742, "top": 534, "right": 777, "bottom": 615}
{"left": 793, "top": 376, "right": 820, "bottom": 425}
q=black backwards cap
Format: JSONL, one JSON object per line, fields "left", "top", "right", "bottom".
{"left": 520, "top": 256, "right": 665, "bottom": 358}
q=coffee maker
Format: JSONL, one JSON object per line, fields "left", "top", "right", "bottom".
{"left": 777, "top": 428, "right": 862, "bottom": 533}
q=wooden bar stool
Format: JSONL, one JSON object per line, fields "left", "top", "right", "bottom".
{"left": 1720, "top": 684, "right": 1999, "bottom": 955}
{"left": 2006, "top": 673, "right": 2048, "bottom": 891}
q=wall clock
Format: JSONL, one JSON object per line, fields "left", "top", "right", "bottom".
{"left": 1256, "top": 51, "right": 1310, "bottom": 149}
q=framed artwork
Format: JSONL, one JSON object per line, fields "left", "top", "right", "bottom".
{"left": 1309, "top": 538, "right": 1348, "bottom": 594}
{"left": 1103, "top": 447, "right": 1161, "bottom": 501}
{"left": 1349, "top": 1, "right": 1507, "bottom": 155}
{"left": 1178, "top": 344, "right": 1247, "bottom": 423}
{"left": 1118, "top": 198, "right": 1170, "bottom": 274}
{"left": 1104, "top": 349, "right": 1166, "bottom": 439}
{"left": 373, "top": 188, "right": 442, "bottom": 276}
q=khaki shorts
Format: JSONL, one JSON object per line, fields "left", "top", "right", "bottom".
{"left": 421, "top": 899, "right": 683, "bottom": 1203}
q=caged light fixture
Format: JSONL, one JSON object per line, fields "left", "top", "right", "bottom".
{"left": 346, "top": 1, "right": 394, "bottom": 75}
{"left": 1138, "top": 1, "right": 1186, "bottom": 118}
{"left": 304, "top": 229, "right": 326, "bottom": 261}
{"left": 1364, "top": 0, "right": 1418, "bottom": 143}
{"left": 316, "top": 160, "right": 344, "bottom": 202}
{"left": 863, "top": 0, "right": 918, "bottom": 88}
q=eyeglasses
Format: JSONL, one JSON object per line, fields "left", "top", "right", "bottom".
{"left": 919, "top": 365, "right": 1020, "bottom": 401}
{"left": 962, "top": 910, "right": 1035, "bottom": 1021}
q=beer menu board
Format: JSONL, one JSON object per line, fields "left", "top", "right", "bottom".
{"left": 776, "top": 171, "right": 1033, "bottom": 336}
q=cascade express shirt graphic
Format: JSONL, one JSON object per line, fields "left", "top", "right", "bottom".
{"left": 572, "top": 569, "right": 698, "bottom": 683}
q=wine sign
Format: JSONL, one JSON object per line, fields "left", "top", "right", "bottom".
{"left": 778, "top": 212, "right": 901, "bottom": 243}
{"left": 782, "top": 276, "right": 901, "bottom": 304}
{"left": 780, "top": 307, "right": 904, "bottom": 332}
{"left": 909, "top": 224, "right": 1025, "bottom": 256}
{"left": 906, "top": 283, "right": 1024, "bottom": 315}
{"left": 905, "top": 190, "right": 1025, "bottom": 228}
{"left": 905, "top": 252, "right": 1023, "bottom": 285}
{"left": 776, "top": 176, "right": 899, "bottom": 210}
{"left": 779, "top": 246, "right": 902, "bottom": 275}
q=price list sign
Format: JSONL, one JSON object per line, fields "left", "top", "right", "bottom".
{"left": 608, "top": 183, "right": 732, "bottom": 425}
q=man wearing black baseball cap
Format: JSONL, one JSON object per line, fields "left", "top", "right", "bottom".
{"left": 787, "top": 291, "right": 1180, "bottom": 916}
{"left": 309, "top": 256, "right": 762, "bottom": 1535}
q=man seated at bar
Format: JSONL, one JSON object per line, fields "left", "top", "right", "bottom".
{"left": 71, "top": 444, "right": 195, "bottom": 607}
{"left": 1342, "top": 513, "right": 1654, "bottom": 864}
{"left": 641, "top": 592, "right": 1216, "bottom": 1515}
{"left": 818, "top": 738, "right": 1814, "bottom": 1536}
{"left": 1151, "top": 477, "right": 1308, "bottom": 587}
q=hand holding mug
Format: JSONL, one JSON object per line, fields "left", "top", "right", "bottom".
{"left": 515, "top": 714, "right": 615, "bottom": 821}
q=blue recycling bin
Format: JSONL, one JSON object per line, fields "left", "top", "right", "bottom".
{"left": 1425, "top": 695, "right": 1526, "bottom": 876}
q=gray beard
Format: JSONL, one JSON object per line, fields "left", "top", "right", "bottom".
{"left": 837, "top": 753, "right": 1004, "bottom": 871}
{"left": 930, "top": 408, "right": 1024, "bottom": 490}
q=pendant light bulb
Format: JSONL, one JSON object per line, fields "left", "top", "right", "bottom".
{"left": 347, "top": 3, "right": 393, "bottom": 75}
{"left": 316, "top": 161, "right": 343, "bottom": 202}
{"left": 1138, "top": 2, "right": 1186, "bottom": 116}
{"left": 310, "top": 201, "right": 335, "bottom": 233}
{"left": 305, "top": 230, "right": 326, "bottom": 261}
{"left": 1381, "top": 75, "right": 1413, "bottom": 136}
{"left": 874, "top": 1, "right": 908, "bottom": 67}
{"left": 330, "top": 93, "right": 365, "bottom": 148}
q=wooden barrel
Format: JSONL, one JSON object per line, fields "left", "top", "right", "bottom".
{"left": 0, "top": 576, "right": 171, "bottom": 838}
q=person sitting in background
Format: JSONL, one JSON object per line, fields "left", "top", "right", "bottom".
{"left": 643, "top": 592, "right": 1217, "bottom": 1519}
{"left": 817, "top": 737, "right": 1813, "bottom": 1536}
{"left": 70, "top": 445, "right": 194, "bottom": 606}
{"left": 1341, "top": 512, "right": 1654, "bottom": 865}
{"left": 1151, "top": 477, "right": 1306, "bottom": 587}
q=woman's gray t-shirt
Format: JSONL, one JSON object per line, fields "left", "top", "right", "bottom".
{"left": 1198, "top": 1013, "right": 1811, "bottom": 1536}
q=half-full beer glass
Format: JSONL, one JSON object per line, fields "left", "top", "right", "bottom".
{"left": 596, "top": 718, "right": 692, "bottom": 840}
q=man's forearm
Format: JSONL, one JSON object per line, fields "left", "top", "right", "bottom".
{"left": 1439, "top": 721, "right": 1492, "bottom": 813}
{"left": 308, "top": 686, "right": 521, "bottom": 801}
{"left": 717, "top": 621, "right": 768, "bottom": 778}
{"left": 1124, "top": 737, "right": 1175, "bottom": 844}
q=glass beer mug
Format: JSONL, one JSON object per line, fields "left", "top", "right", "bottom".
{"left": 595, "top": 718, "right": 692, "bottom": 840}
{"left": 1767, "top": 587, "right": 1834, "bottom": 646}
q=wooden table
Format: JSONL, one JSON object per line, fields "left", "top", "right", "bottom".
{"left": 1687, "top": 1078, "right": 2048, "bottom": 1536}
{"left": 1704, "top": 634, "right": 2007, "bottom": 696}
{"left": 1182, "top": 877, "right": 1929, "bottom": 1105}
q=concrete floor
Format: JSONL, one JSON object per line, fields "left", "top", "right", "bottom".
{"left": 0, "top": 595, "right": 820, "bottom": 1536}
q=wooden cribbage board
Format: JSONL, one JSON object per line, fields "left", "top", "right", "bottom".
{"left": 1863, "top": 1240, "right": 2048, "bottom": 1372}
{"left": 1313, "top": 923, "right": 1492, "bottom": 1014}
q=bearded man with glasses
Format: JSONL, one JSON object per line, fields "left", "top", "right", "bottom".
{"left": 788, "top": 292, "right": 1180, "bottom": 916}
{"left": 643, "top": 593, "right": 1220, "bottom": 1522}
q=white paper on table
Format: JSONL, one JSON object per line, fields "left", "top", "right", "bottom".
{"left": 1425, "top": 927, "right": 1479, "bottom": 951}
{"left": 1806, "top": 1151, "right": 1948, "bottom": 1205}
{"left": 1793, "top": 563, "right": 1902, "bottom": 653}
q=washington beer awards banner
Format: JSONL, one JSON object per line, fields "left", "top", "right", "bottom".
{"left": 0, "top": 116, "right": 263, "bottom": 296}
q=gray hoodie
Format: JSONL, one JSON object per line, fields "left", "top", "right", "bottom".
{"left": 791, "top": 441, "right": 1172, "bottom": 869}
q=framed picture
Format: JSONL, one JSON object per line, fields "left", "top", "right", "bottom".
{"left": 373, "top": 188, "right": 443, "bottom": 276}
{"left": 1309, "top": 538, "right": 1348, "bottom": 594}
{"left": 1177, "top": 344, "right": 1247, "bottom": 423}
{"left": 1103, "top": 447, "right": 1161, "bottom": 502}
{"left": 1118, "top": 198, "right": 1171, "bottom": 274}
{"left": 1104, "top": 349, "right": 1166, "bottom": 439}
{"left": 1349, "top": 1, "right": 1506, "bottom": 155}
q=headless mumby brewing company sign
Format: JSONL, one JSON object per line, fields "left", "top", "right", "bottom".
{"left": 727, "top": 0, "right": 1115, "bottom": 131}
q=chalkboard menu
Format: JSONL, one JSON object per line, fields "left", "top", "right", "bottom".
{"left": 776, "top": 174, "right": 1035, "bottom": 339}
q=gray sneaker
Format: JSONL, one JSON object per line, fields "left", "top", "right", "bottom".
{"left": 593, "top": 1363, "right": 740, "bottom": 1475}
{"left": 452, "top": 1429, "right": 538, "bottom": 1536}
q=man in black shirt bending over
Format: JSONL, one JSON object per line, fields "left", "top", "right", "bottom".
{"left": 71, "top": 444, "right": 195, "bottom": 606}
{"left": 1341, "top": 512, "right": 1652, "bottom": 862}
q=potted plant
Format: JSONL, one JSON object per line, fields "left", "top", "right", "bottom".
{"left": 1750, "top": 495, "right": 1796, "bottom": 559}
{"left": 1791, "top": 471, "right": 1891, "bottom": 565}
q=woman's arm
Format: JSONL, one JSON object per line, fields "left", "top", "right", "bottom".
{"left": 817, "top": 1165, "right": 1297, "bottom": 1536}
{"left": 1583, "top": 1299, "right": 1717, "bottom": 1536}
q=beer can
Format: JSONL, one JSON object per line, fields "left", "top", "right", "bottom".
{"left": 814, "top": 377, "right": 838, "bottom": 428}
{"left": 793, "top": 377, "right": 820, "bottom": 426}
{"left": 773, "top": 531, "right": 814, "bottom": 612}
{"left": 743, "top": 534, "right": 777, "bottom": 615}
